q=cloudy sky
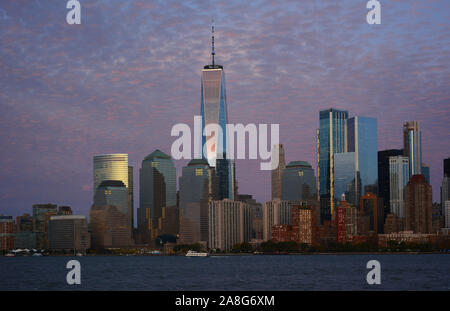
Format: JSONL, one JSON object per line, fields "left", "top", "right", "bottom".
{"left": 0, "top": 0, "right": 449, "bottom": 218}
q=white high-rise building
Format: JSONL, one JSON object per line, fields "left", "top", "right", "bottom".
{"left": 208, "top": 199, "right": 251, "bottom": 251}
{"left": 389, "top": 156, "right": 409, "bottom": 218}
{"left": 262, "top": 199, "right": 292, "bottom": 241}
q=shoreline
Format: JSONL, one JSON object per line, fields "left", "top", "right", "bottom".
{"left": 2, "top": 251, "right": 448, "bottom": 257}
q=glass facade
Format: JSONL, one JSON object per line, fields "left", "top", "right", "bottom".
{"left": 318, "top": 108, "right": 348, "bottom": 222}
{"left": 403, "top": 121, "right": 422, "bottom": 177}
{"left": 348, "top": 116, "right": 378, "bottom": 197}
{"left": 179, "top": 159, "right": 218, "bottom": 244}
{"left": 93, "top": 154, "right": 129, "bottom": 191}
{"left": 334, "top": 152, "right": 356, "bottom": 203}
{"left": 94, "top": 180, "right": 128, "bottom": 215}
{"left": 201, "top": 65, "right": 233, "bottom": 200}
{"left": 281, "top": 161, "right": 316, "bottom": 201}
{"left": 389, "top": 156, "right": 409, "bottom": 218}
{"left": 139, "top": 150, "right": 175, "bottom": 222}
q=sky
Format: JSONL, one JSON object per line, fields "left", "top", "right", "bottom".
{"left": 0, "top": 0, "right": 449, "bottom": 218}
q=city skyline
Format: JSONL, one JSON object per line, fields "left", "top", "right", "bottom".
{"left": 1, "top": 1, "right": 449, "bottom": 218}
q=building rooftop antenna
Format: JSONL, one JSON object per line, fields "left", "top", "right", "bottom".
{"left": 211, "top": 17, "right": 215, "bottom": 66}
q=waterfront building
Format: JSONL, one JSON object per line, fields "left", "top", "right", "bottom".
{"left": 271, "top": 225, "right": 292, "bottom": 242}
{"left": 89, "top": 205, "right": 132, "bottom": 249}
{"left": 335, "top": 197, "right": 358, "bottom": 244}
{"left": 48, "top": 215, "right": 90, "bottom": 252}
{"left": 0, "top": 216, "right": 14, "bottom": 250}
{"left": 404, "top": 174, "right": 432, "bottom": 234}
{"left": 179, "top": 159, "right": 218, "bottom": 245}
{"left": 32, "top": 203, "right": 57, "bottom": 248}
{"left": 208, "top": 199, "right": 251, "bottom": 251}
{"left": 291, "top": 203, "right": 319, "bottom": 245}
{"left": 263, "top": 199, "right": 292, "bottom": 241}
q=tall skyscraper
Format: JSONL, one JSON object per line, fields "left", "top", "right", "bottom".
{"left": 179, "top": 159, "right": 218, "bottom": 245}
{"left": 421, "top": 163, "right": 430, "bottom": 184}
{"left": 128, "top": 166, "right": 134, "bottom": 230}
{"left": 93, "top": 154, "right": 129, "bottom": 191}
{"left": 93, "top": 154, "right": 132, "bottom": 231}
{"left": 444, "top": 157, "right": 450, "bottom": 178}
{"left": 378, "top": 149, "right": 403, "bottom": 221}
{"left": 138, "top": 150, "right": 176, "bottom": 244}
{"left": 403, "top": 121, "right": 422, "bottom": 177}
{"left": 347, "top": 116, "right": 378, "bottom": 196}
{"left": 404, "top": 174, "right": 432, "bottom": 233}
{"left": 201, "top": 22, "right": 234, "bottom": 200}
{"left": 389, "top": 156, "right": 409, "bottom": 218}
{"left": 94, "top": 180, "right": 129, "bottom": 215}
{"left": 271, "top": 144, "right": 286, "bottom": 199}
{"left": 318, "top": 108, "right": 348, "bottom": 222}
{"left": 281, "top": 161, "right": 316, "bottom": 201}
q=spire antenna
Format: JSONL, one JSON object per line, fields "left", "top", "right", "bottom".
{"left": 211, "top": 17, "right": 215, "bottom": 66}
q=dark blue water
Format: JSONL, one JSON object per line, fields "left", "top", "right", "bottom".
{"left": 1, "top": 254, "right": 448, "bottom": 290}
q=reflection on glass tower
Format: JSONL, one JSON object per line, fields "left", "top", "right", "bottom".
{"left": 318, "top": 108, "right": 348, "bottom": 223}
{"left": 200, "top": 21, "right": 234, "bottom": 200}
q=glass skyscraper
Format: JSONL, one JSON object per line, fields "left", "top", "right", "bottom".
{"left": 347, "top": 116, "right": 378, "bottom": 196}
{"left": 318, "top": 108, "right": 348, "bottom": 222}
{"left": 403, "top": 121, "right": 422, "bottom": 177}
{"left": 200, "top": 23, "right": 234, "bottom": 200}
{"left": 334, "top": 152, "right": 357, "bottom": 203}
{"left": 138, "top": 150, "right": 176, "bottom": 244}
{"left": 93, "top": 154, "right": 129, "bottom": 191}
{"left": 179, "top": 159, "right": 218, "bottom": 244}
{"left": 389, "top": 156, "right": 409, "bottom": 218}
{"left": 93, "top": 180, "right": 128, "bottom": 215}
{"left": 281, "top": 161, "right": 316, "bottom": 201}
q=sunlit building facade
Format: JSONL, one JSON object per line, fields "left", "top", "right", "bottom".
{"left": 318, "top": 108, "right": 348, "bottom": 222}
{"left": 403, "top": 121, "right": 422, "bottom": 177}
{"left": 200, "top": 24, "right": 234, "bottom": 200}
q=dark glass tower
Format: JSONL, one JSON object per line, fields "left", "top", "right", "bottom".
{"left": 378, "top": 149, "right": 403, "bottom": 221}
{"left": 200, "top": 22, "right": 234, "bottom": 200}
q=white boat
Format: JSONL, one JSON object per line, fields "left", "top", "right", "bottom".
{"left": 5, "top": 253, "right": 15, "bottom": 257}
{"left": 32, "top": 253, "right": 42, "bottom": 257}
{"left": 185, "top": 250, "right": 208, "bottom": 257}
{"left": 76, "top": 252, "right": 83, "bottom": 257}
